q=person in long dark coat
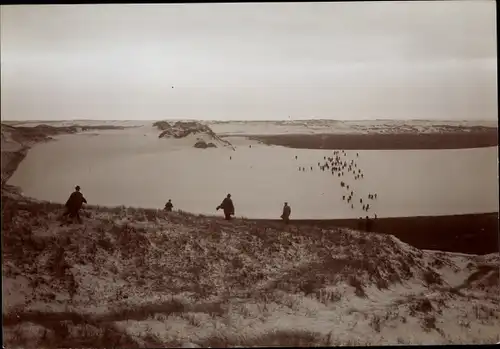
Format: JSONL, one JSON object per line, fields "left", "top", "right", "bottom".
{"left": 62, "top": 185, "right": 87, "bottom": 224}
{"left": 217, "top": 194, "right": 235, "bottom": 220}
{"left": 164, "top": 199, "right": 173, "bottom": 212}
{"left": 281, "top": 202, "right": 291, "bottom": 224}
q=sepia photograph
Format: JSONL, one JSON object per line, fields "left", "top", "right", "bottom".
{"left": 1, "top": 1, "right": 499, "bottom": 347}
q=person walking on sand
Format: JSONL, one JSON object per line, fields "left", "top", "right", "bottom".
{"left": 164, "top": 199, "right": 173, "bottom": 212}
{"left": 61, "top": 185, "right": 87, "bottom": 225}
{"left": 281, "top": 202, "right": 291, "bottom": 224}
{"left": 217, "top": 194, "right": 235, "bottom": 220}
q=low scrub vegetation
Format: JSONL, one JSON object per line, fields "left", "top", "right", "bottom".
{"left": 2, "top": 194, "right": 499, "bottom": 347}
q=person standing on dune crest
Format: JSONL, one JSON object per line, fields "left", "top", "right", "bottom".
{"left": 217, "top": 194, "right": 235, "bottom": 220}
{"left": 281, "top": 202, "right": 291, "bottom": 224}
{"left": 61, "top": 185, "right": 87, "bottom": 225}
{"left": 164, "top": 199, "right": 173, "bottom": 212}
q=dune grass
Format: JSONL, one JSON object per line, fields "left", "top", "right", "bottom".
{"left": 2, "top": 193, "right": 499, "bottom": 347}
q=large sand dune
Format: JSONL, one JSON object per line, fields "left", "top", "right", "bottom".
{"left": 1, "top": 195, "right": 499, "bottom": 347}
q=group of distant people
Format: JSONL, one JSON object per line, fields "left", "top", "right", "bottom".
{"left": 58, "top": 148, "right": 382, "bottom": 231}
{"left": 163, "top": 196, "right": 374, "bottom": 230}
{"left": 59, "top": 187, "right": 293, "bottom": 225}
{"left": 60, "top": 187, "right": 373, "bottom": 231}
{"left": 166, "top": 194, "right": 292, "bottom": 224}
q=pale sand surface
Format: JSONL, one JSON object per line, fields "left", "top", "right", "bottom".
{"left": 2, "top": 121, "right": 498, "bottom": 347}
{"left": 7, "top": 125, "right": 498, "bottom": 219}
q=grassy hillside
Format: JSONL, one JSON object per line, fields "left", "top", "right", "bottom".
{"left": 2, "top": 192, "right": 499, "bottom": 347}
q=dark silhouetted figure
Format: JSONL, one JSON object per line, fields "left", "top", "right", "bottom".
{"left": 164, "top": 199, "right": 173, "bottom": 212}
{"left": 62, "top": 185, "right": 87, "bottom": 224}
{"left": 295, "top": 155, "right": 298, "bottom": 160}
{"left": 217, "top": 194, "right": 235, "bottom": 220}
{"left": 230, "top": 156, "right": 232, "bottom": 160}
{"left": 281, "top": 202, "right": 291, "bottom": 224}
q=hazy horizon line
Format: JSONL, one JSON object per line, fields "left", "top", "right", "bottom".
{"left": 2, "top": 118, "right": 498, "bottom": 123}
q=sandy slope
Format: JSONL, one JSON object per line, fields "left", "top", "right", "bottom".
{"left": 2, "top": 194, "right": 499, "bottom": 347}
{"left": 1, "top": 122, "right": 499, "bottom": 347}
{"left": 1, "top": 125, "right": 33, "bottom": 186}
{"left": 152, "top": 120, "right": 235, "bottom": 150}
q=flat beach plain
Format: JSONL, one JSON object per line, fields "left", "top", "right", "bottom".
{"left": 8, "top": 120, "right": 498, "bottom": 220}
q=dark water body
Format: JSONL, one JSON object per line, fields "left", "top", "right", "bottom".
{"left": 256, "top": 212, "right": 499, "bottom": 255}
{"left": 246, "top": 130, "right": 498, "bottom": 150}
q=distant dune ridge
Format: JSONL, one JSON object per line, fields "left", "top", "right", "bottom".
{"left": 209, "top": 119, "right": 498, "bottom": 149}
{"left": 1, "top": 121, "right": 499, "bottom": 347}
{"left": 153, "top": 120, "right": 235, "bottom": 150}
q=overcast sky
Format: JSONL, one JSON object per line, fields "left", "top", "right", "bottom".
{"left": 1, "top": 2, "right": 497, "bottom": 121}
